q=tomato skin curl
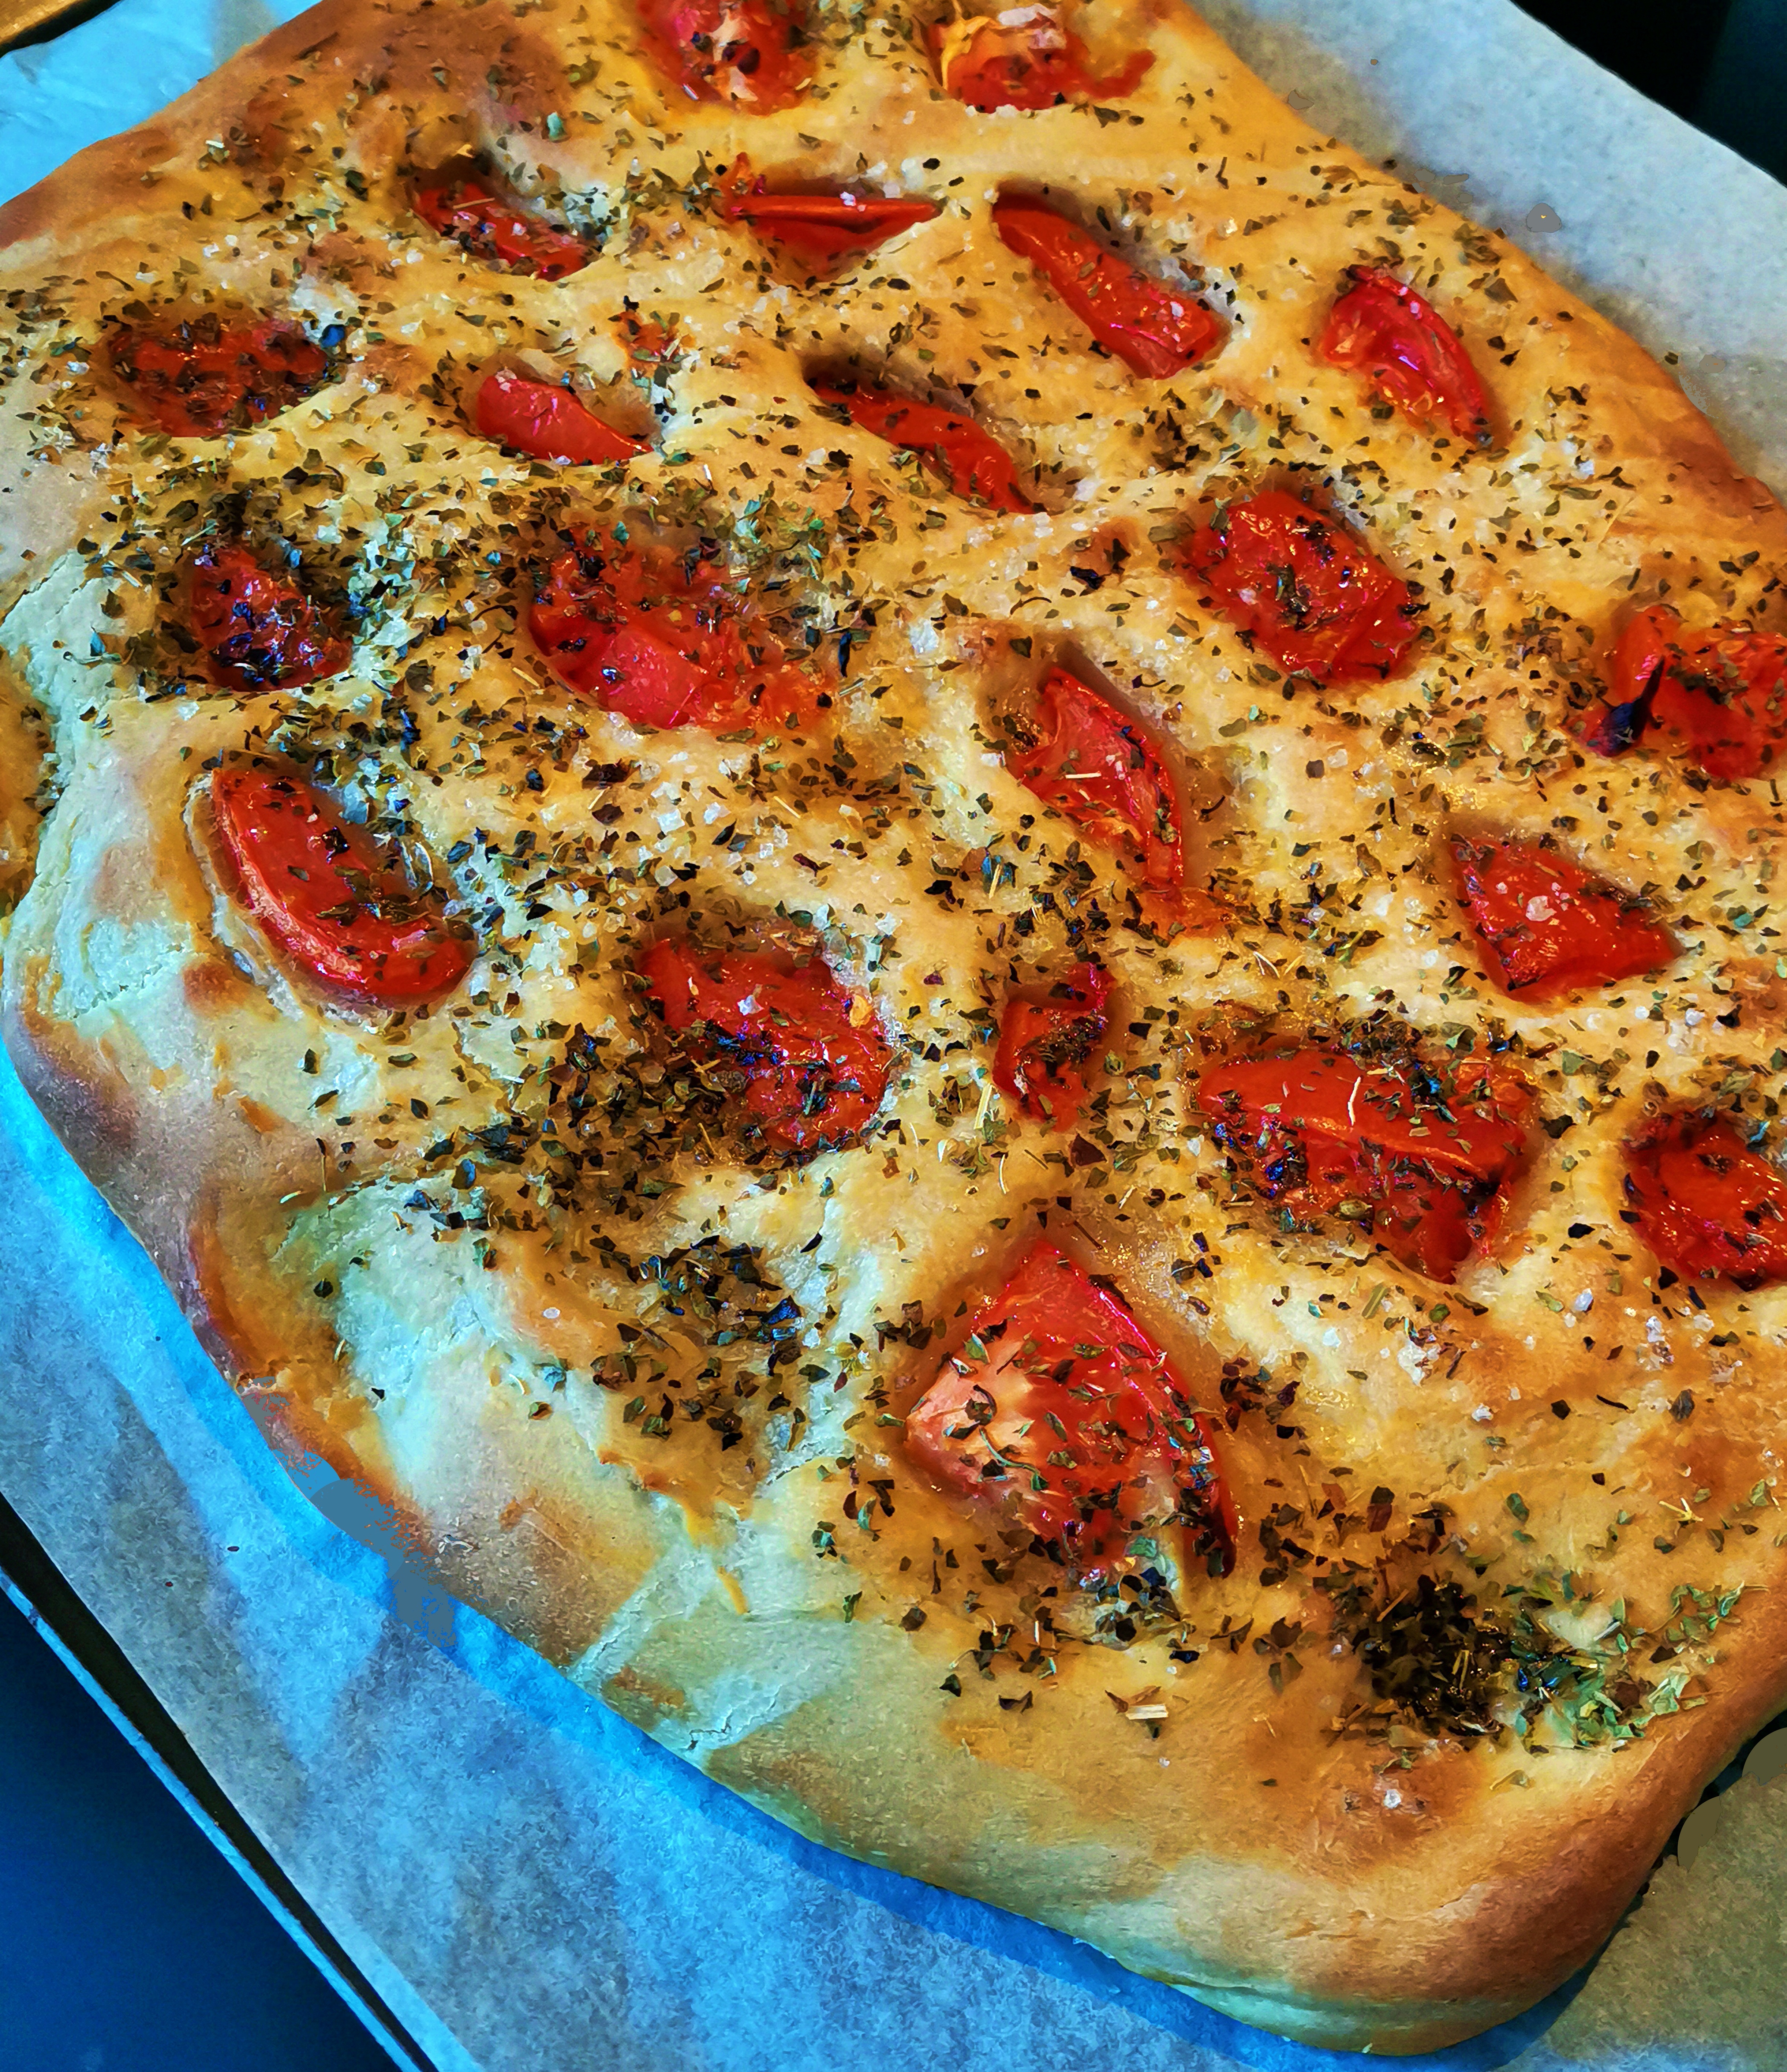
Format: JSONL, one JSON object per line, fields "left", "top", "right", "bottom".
{"left": 473, "top": 368, "right": 647, "bottom": 467}
{"left": 722, "top": 161, "right": 939, "bottom": 263}
{"left": 1181, "top": 490, "right": 1421, "bottom": 686}
{"left": 1007, "top": 668, "right": 1182, "bottom": 889}
{"left": 187, "top": 543, "right": 349, "bottom": 695}
{"left": 638, "top": 0, "right": 812, "bottom": 109}
{"left": 1588, "top": 604, "right": 1787, "bottom": 780}
{"left": 904, "top": 1240, "right": 1235, "bottom": 1582}
{"left": 1317, "top": 267, "right": 1493, "bottom": 446}
{"left": 932, "top": 10, "right": 1152, "bottom": 111}
{"left": 412, "top": 165, "right": 588, "bottom": 280}
{"left": 1197, "top": 1047, "right": 1533, "bottom": 1281}
{"left": 527, "top": 529, "right": 822, "bottom": 734}
{"left": 210, "top": 767, "right": 470, "bottom": 1007}
{"left": 1454, "top": 839, "right": 1674, "bottom": 1000}
{"left": 812, "top": 381, "right": 1036, "bottom": 512}
{"left": 1626, "top": 1117, "right": 1787, "bottom": 1289}
{"left": 636, "top": 938, "right": 891, "bottom": 1158}
{"left": 108, "top": 316, "right": 329, "bottom": 439}
{"left": 994, "top": 962, "right": 1111, "bottom": 1125}
{"left": 992, "top": 199, "right": 1220, "bottom": 378}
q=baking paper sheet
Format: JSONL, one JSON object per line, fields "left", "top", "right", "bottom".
{"left": 3, "top": 5, "right": 1786, "bottom": 2068}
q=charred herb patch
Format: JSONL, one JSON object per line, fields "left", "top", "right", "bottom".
{"left": 595, "top": 1237, "right": 805, "bottom": 1449}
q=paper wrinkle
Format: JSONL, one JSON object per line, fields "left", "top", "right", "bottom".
{"left": 2, "top": 3, "right": 1786, "bottom": 2069}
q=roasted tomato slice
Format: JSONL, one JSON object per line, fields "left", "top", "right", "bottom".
{"left": 637, "top": 938, "right": 890, "bottom": 1157}
{"left": 1317, "top": 266, "right": 1493, "bottom": 446}
{"left": 108, "top": 315, "right": 329, "bottom": 438}
{"left": 1181, "top": 489, "right": 1421, "bottom": 686}
{"left": 904, "top": 1240, "right": 1234, "bottom": 1581}
{"left": 412, "top": 162, "right": 588, "bottom": 280}
{"left": 1625, "top": 1116, "right": 1787, "bottom": 1289}
{"left": 992, "top": 198, "right": 1219, "bottom": 378}
{"left": 473, "top": 368, "right": 647, "bottom": 466}
{"left": 1198, "top": 1046, "right": 1533, "bottom": 1281}
{"left": 211, "top": 767, "right": 470, "bottom": 1006}
{"left": 931, "top": 8, "right": 1152, "bottom": 111}
{"left": 1007, "top": 668, "right": 1182, "bottom": 889}
{"left": 721, "top": 159, "right": 939, "bottom": 265}
{"left": 638, "top": 0, "right": 811, "bottom": 108}
{"left": 1587, "top": 604, "right": 1787, "bottom": 780}
{"left": 1455, "top": 839, "right": 1674, "bottom": 1000}
{"left": 811, "top": 381, "right": 1036, "bottom": 513}
{"left": 187, "top": 543, "right": 349, "bottom": 695}
{"left": 994, "top": 962, "right": 1111, "bottom": 1124}
{"left": 528, "top": 528, "right": 822, "bottom": 733}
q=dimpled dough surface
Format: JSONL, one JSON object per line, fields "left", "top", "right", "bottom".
{"left": 1, "top": 0, "right": 1786, "bottom": 2054}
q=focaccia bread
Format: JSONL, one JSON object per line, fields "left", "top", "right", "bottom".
{"left": 3, "top": 0, "right": 1786, "bottom": 2052}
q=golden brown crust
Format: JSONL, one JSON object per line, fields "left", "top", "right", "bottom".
{"left": 4, "top": 0, "right": 1787, "bottom": 2052}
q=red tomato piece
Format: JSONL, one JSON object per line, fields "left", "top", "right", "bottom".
{"left": 107, "top": 315, "right": 329, "bottom": 438}
{"left": 637, "top": 938, "right": 890, "bottom": 1157}
{"left": 412, "top": 162, "right": 587, "bottom": 280}
{"left": 932, "top": 9, "right": 1152, "bottom": 111}
{"left": 1588, "top": 604, "right": 1787, "bottom": 780}
{"left": 617, "top": 306, "right": 678, "bottom": 367}
{"left": 1007, "top": 668, "right": 1182, "bottom": 889}
{"left": 1455, "top": 839, "right": 1674, "bottom": 1000}
{"left": 904, "top": 1240, "right": 1234, "bottom": 1581}
{"left": 211, "top": 766, "right": 470, "bottom": 1006}
{"left": 1625, "top": 1116, "right": 1787, "bottom": 1289}
{"left": 1197, "top": 1046, "right": 1534, "bottom": 1281}
{"left": 1317, "top": 266, "right": 1493, "bottom": 446}
{"left": 473, "top": 368, "right": 647, "bottom": 467}
{"left": 992, "top": 198, "right": 1220, "bottom": 379}
{"left": 994, "top": 962, "right": 1111, "bottom": 1125}
{"left": 721, "top": 159, "right": 939, "bottom": 265}
{"left": 811, "top": 381, "right": 1036, "bottom": 513}
{"left": 528, "top": 529, "right": 822, "bottom": 733}
{"left": 186, "top": 543, "right": 349, "bottom": 695}
{"left": 1180, "top": 488, "right": 1421, "bottom": 686}
{"left": 638, "top": 0, "right": 811, "bottom": 109}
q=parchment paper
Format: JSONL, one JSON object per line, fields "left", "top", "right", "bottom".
{"left": 3, "top": 6, "right": 1786, "bottom": 2069}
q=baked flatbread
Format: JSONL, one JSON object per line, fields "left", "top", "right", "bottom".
{"left": 3, "top": 0, "right": 1786, "bottom": 2050}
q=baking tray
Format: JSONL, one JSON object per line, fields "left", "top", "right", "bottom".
{"left": 0, "top": 1486, "right": 438, "bottom": 2072}
{"left": 0, "top": 0, "right": 113, "bottom": 54}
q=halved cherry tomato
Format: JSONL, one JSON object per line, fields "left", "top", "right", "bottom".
{"left": 721, "top": 158, "right": 939, "bottom": 265}
{"left": 637, "top": 937, "right": 890, "bottom": 1157}
{"left": 1625, "top": 1116, "right": 1787, "bottom": 1289}
{"left": 931, "top": 8, "right": 1152, "bottom": 111}
{"left": 904, "top": 1240, "right": 1234, "bottom": 1581}
{"left": 994, "top": 961, "right": 1111, "bottom": 1124}
{"left": 992, "top": 198, "right": 1220, "bottom": 378}
{"left": 811, "top": 381, "right": 1036, "bottom": 513}
{"left": 1198, "top": 1046, "right": 1534, "bottom": 1280}
{"left": 473, "top": 367, "right": 647, "bottom": 467}
{"left": 211, "top": 765, "right": 470, "bottom": 1006}
{"left": 1007, "top": 668, "right": 1182, "bottom": 888}
{"left": 1455, "top": 839, "right": 1674, "bottom": 1000}
{"left": 638, "top": 0, "right": 811, "bottom": 109}
{"left": 1181, "top": 488, "right": 1421, "bottom": 686}
{"left": 528, "top": 527, "right": 822, "bottom": 733}
{"left": 412, "top": 162, "right": 588, "bottom": 280}
{"left": 1588, "top": 604, "right": 1787, "bottom": 781}
{"left": 187, "top": 543, "right": 349, "bottom": 695}
{"left": 1317, "top": 267, "right": 1493, "bottom": 446}
{"left": 107, "top": 315, "right": 329, "bottom": 438}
